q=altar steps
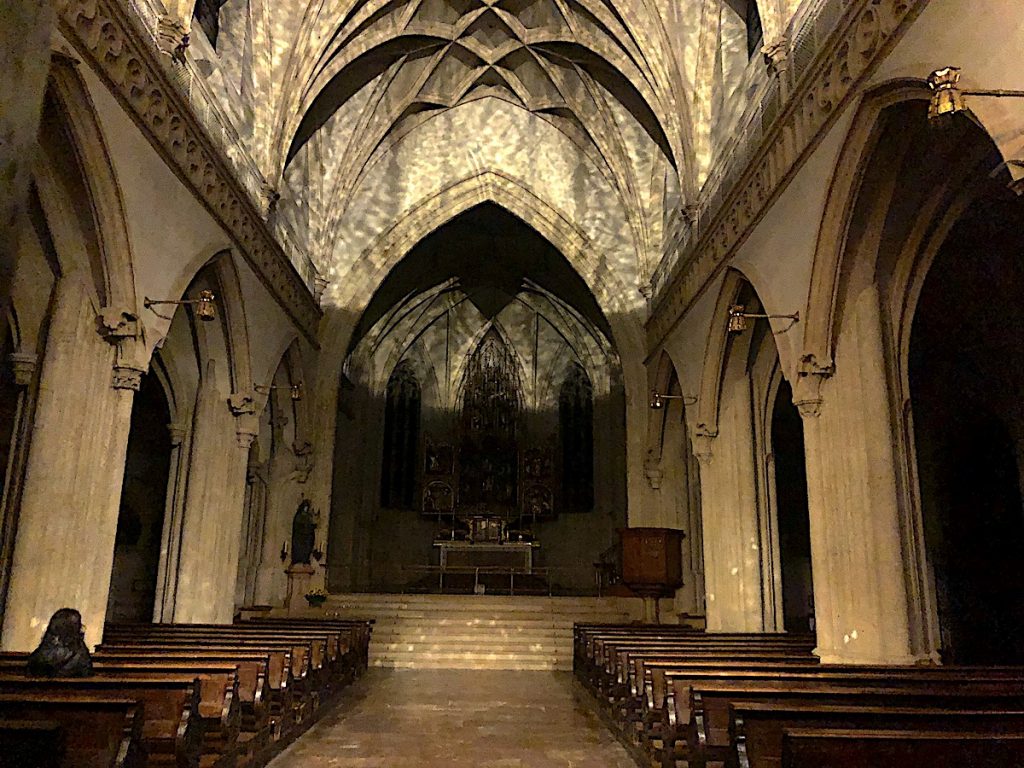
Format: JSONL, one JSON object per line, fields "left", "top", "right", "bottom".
{"left": 322, "top": 594, "right": 638, "bottom": 670}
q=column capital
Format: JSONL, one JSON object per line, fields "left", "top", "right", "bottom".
{"left": 8, "top": 352, "right": 38, "bottom": 387}
{"left": 236, "top": 428, "right": 259, "bottom": 450}
{"left": 112, "top": 365, "right": 144, "bottom": 391}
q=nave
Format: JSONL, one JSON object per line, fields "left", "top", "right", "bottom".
{"left": 268, "top": 669, "right": 636, "bottom": 768}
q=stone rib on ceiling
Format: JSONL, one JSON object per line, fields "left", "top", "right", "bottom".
{"left": 281, "top": 0, "right": 683, "bottom": 173}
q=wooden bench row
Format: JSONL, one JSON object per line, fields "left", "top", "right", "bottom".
{"left": 0, "top": 617, "right": 372, "bottom": 768}
{"left": 573, "top": 623, "right": 1024, "bottom": 768}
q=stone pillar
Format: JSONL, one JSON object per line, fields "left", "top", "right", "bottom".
{"left": 238, "top": 458, "right": 269, "bottom": 607}
{"left": 796, "top": 286, "right": 930, "bottom": 664}
{"left": 0, "top": 352, "right": 39, "bottom": 619}
{"left": 693, "top": 372, "right": 768, "bottom": 632}
{"left": 153, "top": 420, "right": 190, "bottom": 622}
{"left": 170, "top": 369, "right": 254, "bottom": 623}
{"left": 1, "top": 284, "right": 139, "bottom": 650}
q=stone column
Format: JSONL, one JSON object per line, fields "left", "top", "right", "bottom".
{"left": 1, "top": 284, "right": 140, "bottom": 650}
{"left": 153, "top": 420, "right": 190, "bottom": 622}
{"left": 693, "top": 375, "right": 767, "bottom": 633}
{"left": 0, "top": 352, "right": 39, "bottom": 619}
{"left": 795, "top": 286, "right": 930, "bottom": 664}
{"left": 170, "top": 373, "right": 254, "bottom": 623}
{"left": 238, "top": 459, "right": 269, "bottom": 607}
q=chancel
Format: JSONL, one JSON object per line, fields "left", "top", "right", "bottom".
{"left": 3, "top": 1, "right": 1024, "bottom": 766}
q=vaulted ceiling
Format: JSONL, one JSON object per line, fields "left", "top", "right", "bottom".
{"left": 202, "top": 0, "right": 770, "bottom": 315}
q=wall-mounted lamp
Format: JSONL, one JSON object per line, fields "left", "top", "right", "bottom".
{"left": 280, "top": 541, "right": 289, "bottom": 562}
{"left": 928, "top": 67, "right": 1024, "bottom": 121}
{"left": 728, "top": 304, "right": 800, "bottom": 333}
{"left": 255, "top": 382, "right": 303, "bottom": 401}
{"left": 649, "top": 390, "right": 697, "bottom": 410}
{"left": 144, "top": 289, "right": 217, "bottom": 321}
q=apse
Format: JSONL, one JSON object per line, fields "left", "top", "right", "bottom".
{"left": 329, "top": 203, "right": 626, "bottom": 594}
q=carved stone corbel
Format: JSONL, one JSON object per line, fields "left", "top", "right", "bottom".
{"left": 228, "top": 391, "right": 257, "bottom": 417}
{"left": 794, "top": 353, "right": 835, "bottom": 419}
{"left": 8, "top": 352, "right": 38, "bottom": 388}
{"left": 643, "top": 449, "right": 664, "bottom": 490}
{"left": 692, "top": 429, "right": 717, "bottom": 466}
{"left": 761, "top": 37, "right": 790, "bottom": 78}
{"left": 98, "top": 307, "right": 148, "bottom": 391}
{"left": 291, "top": 440, "right": 314, "bottom": 484}
{"left": 167, "top": 423, "right": 188, "bottom": 447}
{"left": 229, "top": 391, "right": 259, "bottom": 448}
{"left": 97, "top": 307, "right": 138, "bottom": 340}
{"left": 156, "top": 15, "right": 189, "bottom": 60}
{"left": 313, "top": 275, "right": 331, "bottom": 305}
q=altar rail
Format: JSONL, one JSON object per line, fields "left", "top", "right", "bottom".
{"left": 403, "top": 565, "right": 582, "bottom": 595}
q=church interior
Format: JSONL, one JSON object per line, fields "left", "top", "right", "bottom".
{"left": 3, "top": 0, "right": 1024, "bottom": 765}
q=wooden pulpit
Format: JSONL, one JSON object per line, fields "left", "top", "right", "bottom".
{"left": 618, "top": 527, "right": 684, "bottom": 623}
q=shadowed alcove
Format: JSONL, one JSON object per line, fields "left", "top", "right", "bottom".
{"left": 910, "top": 192, "right": 1024, "bottom": 664}
{"left": 328, "top": 203, "right": 626, "bottom": 594}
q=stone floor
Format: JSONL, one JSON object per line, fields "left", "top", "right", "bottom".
{"left": 268, "top": 669, "right": 639, "bottom": 767}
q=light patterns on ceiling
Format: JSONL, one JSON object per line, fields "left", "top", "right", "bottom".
{"left": 270, "top": 0, "right": 693, "bottom": 282}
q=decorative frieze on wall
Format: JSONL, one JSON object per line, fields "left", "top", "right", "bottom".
{"left": 647, "top": 0, "right": 926, "bottom": 349}
{"left": 55, "top": 0, "right": 322, "bottom": 344}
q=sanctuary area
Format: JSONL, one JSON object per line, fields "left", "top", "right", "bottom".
{"left": 3, "top": 0, "right": 1024, "bottom": 765}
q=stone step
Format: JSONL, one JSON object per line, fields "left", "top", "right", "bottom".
{"left": 374, "top": 639, "right": 571, "bottom": 652}
{"left": 320, "top": 593, "right": 638, "bottom": 670}
{"left": 381, "top": 658, "right": 572, "bottom": 671}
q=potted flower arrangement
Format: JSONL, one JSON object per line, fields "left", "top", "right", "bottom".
{"left": 304, "top": 587, "right": 328, "bottom": 608}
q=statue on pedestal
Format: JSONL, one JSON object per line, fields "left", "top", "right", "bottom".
{"left": 290, "top": 499, "right": 317, "bottom": 566}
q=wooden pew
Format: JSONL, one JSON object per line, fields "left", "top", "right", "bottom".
{"left": 668, "top": 672, "right": 1024, "bottom": 768}
{"left": 97, "top": 640, "right": 306, "bottom": 740}
{"left": 0, "top": 692, "right": 144, "bottom": 768}
{"left": 0, "top": 719, "right": 63, "bottom": 768}
{"left": 101, "top": 629, "right": 319, "bottom": 724}
{"left": 93, "top": 651, "right": 277, "bottom": 756}
{"left": 734, "top": 702, "right": 1024, "bottom": 768}
{"left": 101, "top": 622, "right": 361, "bottom": 734}
{"left": 239, "top": 618, "right": 373, "bottom": 673}
{"left": 572, "top": 623, "right": 1024, "bottom": 768}
{"left": 0, "top": 653, "right": 242, "bottom": 768}
{"left": 781, "top": 726, "right": 1024, "bottom": 768}
{"left": 0, "top": 675, "right": 201, "bottom": 768}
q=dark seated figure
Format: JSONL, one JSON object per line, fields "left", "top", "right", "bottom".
{"left": 27, "top": 608, "right": 92, "bottom": 677}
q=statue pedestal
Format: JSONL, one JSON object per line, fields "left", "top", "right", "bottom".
{"left": 285, "top": 564, "right": 316, "bottom": 612}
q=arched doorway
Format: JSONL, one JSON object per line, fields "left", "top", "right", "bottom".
{"left": 910, "top": 194, "right": 1024, "bottom": 664}
{"left": 771, "top": 378, "right": 814, "bottom": 632}
{"left": 698, "top": 272, "right": 813, "bottom": 632}
{"left": 106, "top": 370, "right": 173, "bottom": 622}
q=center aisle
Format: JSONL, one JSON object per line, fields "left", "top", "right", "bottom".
{"left": 268, "top": 669, "right": 638, "bottom": 767}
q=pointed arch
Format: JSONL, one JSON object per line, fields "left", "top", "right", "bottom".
{"left": 802, "top": 81, "right": 930, "bottom": 373}
{"left": 694, "top": 268, "right": 747, "bottom": 438}
{"left": 44, "top": 57, "right": 137, "bottom": 316}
